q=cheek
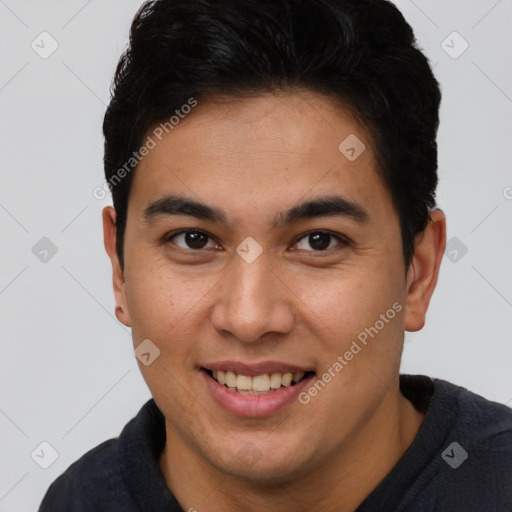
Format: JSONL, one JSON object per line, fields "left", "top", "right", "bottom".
{"left": 123, "top": 261, "right": 211, "bottom": 346}
{"left": 292, "top": 262, "right": 402, "bottom": 332}
{"left": 286, "top": 259, "right": 406, "bottom": 381}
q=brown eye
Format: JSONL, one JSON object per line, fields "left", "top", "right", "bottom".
{"left": 168, "top": 230, "right": 217, "bottom": 250}
{"left": 295, "top": 231, "right": 345, "bottom": 251}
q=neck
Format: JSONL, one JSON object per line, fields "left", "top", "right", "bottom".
{"left": 159, "top": 375, "right": 424, "bottom": 512}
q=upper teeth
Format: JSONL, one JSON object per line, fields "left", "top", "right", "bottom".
{"left": 212, "top": 370, "right": 305, "bottom": 393}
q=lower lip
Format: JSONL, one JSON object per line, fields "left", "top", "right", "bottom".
{"left": 201, "top": 370, "right": 314, "bottom": 417}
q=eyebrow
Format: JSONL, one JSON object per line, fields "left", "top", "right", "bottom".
{"left": 273, "top": 195, "right": 369, "bottom": 227}
{"left": 142, "top": 195, "right": 227, "bottom": 224}
{"left": 142, "top": 194, "right": 369, "bottom": 227}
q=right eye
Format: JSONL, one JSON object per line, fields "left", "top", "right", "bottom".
{"left": 165, "top": 230, "right": 220, "bottom": 251}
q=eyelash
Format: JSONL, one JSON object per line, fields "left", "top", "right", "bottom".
{"left": 163, "top": 229, "right": 350, "bottom": 253}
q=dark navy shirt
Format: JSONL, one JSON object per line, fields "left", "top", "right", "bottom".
{"left": 38, "top": 375, "right": 512, "bottom": 511}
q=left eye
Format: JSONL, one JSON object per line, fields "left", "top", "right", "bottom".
{"left": 294, "top": 231, "right": 345, "bottom": 251}
{"left": 167, "top": 230, "right": 218, "bottom": 250}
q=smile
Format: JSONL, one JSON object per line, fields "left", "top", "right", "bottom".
{"left": 200, "top": 365, "right": 316, "bottom": 416}
{"left": 203, "top": 368, "right": 313, "bottom": 395}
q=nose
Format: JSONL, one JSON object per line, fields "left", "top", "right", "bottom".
{"left": 210, "top": 255, "right": 295, "bottom": 343}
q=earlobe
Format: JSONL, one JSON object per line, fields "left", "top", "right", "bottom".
{"left": 115, "top": 304, "right": 130, "bottom": 326}
{"left": 102, "top": 206, "right": 132, "bottom": 327}
{"left": 404, "top": 208, "right": 446, "bottom": 332}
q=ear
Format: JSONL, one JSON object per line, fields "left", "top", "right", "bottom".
{"left": 102, "top": 206, "right": 132, "bottom": 327}
{"left": 404, "top": 208, "right": 446, "bottom": 332}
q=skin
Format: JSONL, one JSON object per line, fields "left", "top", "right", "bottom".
{"left": 103, "top": 91, "right": 446, "bottom": 512}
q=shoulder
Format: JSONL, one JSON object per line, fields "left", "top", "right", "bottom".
{"left": 38, "top": 437, "right": 132, "bottom": 512}
{"left": 38, "top": 399, "right": 162, "bottom": 512}
{"left": 434, "top": 377, "right": 512, "bottom": 448}
{"left": 427, "top": 378, "right": 512, "bottom": 510}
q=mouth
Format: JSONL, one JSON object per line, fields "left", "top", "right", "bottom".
{"left": 200, "top": 365, "right": 316, "bottom": 416}
{"left": 202, "top": 368, "right": 315, "bottom": 395}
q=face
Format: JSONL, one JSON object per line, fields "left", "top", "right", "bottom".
{"left": 106, "top": 92, "right": 429, "bottom": 482}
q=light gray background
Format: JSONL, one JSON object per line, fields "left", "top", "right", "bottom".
{"left": 1, "top": 0, "right": 511, "bottom": 510}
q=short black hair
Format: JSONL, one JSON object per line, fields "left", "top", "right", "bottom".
{"left": 103, "top": 0, "right": 441, "bottom": 270}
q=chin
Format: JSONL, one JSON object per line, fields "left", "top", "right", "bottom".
{"left": 207, "top": 440, "right": 312, "bottom": 485}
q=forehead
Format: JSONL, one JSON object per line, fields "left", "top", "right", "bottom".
{"left": 128, "top": 91, "right": 392, "bottom": 223}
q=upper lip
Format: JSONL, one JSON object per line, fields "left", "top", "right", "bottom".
{"left": 201, "top": 361, "right": 314, "bottom": 376}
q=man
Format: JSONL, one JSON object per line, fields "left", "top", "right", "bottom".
{"left": 39, "top": 0, "right": 512, "bottom": 510}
